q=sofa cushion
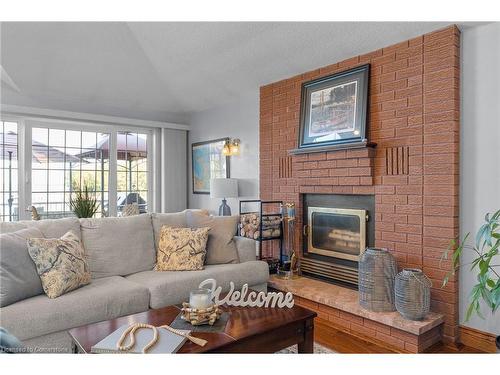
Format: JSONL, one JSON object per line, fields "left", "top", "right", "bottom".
{"left": 0, "top": 276, "right": 150, "bottom": 341}
{"left": 27, "top": 231, "right": 91, "bottom": 299}
{"left": 0, "top": 227, "right": 45, "bottom": 307}
{"left": 80, "top": 214, "right": 155, "bottom": 278}
{"left": 0, "top": 221, "right": 27, "bottom": 234}
{"left": 126, "top": 261, "right": 269, "bottom": 309}
{"left": 151, "top": 209, "right": 209, "bottom": 249}
{"left": 33, "top": 217, "right": 82, "bottom": 239}
{"left": 0, "top": 217, "right": 81, "bottom": 239}
{"left": 234, "top": 236, "right": 258, "bottom": 263}
{"left": 23, "top": 330, "right": 73, "bottom": 353}
{"left": 186, "top": 211, "right": 239, "bottom": 265}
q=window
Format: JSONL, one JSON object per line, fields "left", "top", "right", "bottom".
{"left": 116, "top": 131, "right": 148, "bottom": 215}
{"left": 0, "top": 121, "right": 19, "bottom": 222}
{"left": 0, "top": 119, "right": 154, "bottom": 220}
{"left": 31, "top": 127, "right": 110, "bottom": 219}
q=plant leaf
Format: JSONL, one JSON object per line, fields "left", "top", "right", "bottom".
{"left": 491, "top": 283, "right": 500, "bottom": 312}
{"left": 479, "top": 259, "right": 488, "bottom": 274}
{"left": 480, "top": 288, "right": 493, "bottom": 309}
{"left": 465, "top": 301, "right": 475, "bottom": 322}
{"left": 442, "top": 273, "right": 450, "bottom": 288}
{"left": 491, "top": 209, "right": 500, "bottom": 220}
{"left": 470, "top": 257, "right": 482, "bottom": 271}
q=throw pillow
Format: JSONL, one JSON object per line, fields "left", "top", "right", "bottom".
{"left": 151, "top": 209, "right": 210, "bottom": 250}
{"left": 186, "top": 211, "right": 240, "bottom": 265}
{"left": 27, "top": 231, "right": 91, "bottom": 299}
{"left": 155, "top": 226, "right": 210, "bottom": 271}
{"left": 0, "top": 227, "right": 45, "bottom": 307}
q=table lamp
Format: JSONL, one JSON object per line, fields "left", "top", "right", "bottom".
{"left": 210, "top": 178, "right": 238, "bottom": 216}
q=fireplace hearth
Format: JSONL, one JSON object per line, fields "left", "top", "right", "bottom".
{"left": 302, "top": 194, "right": 375, "bottom": 287}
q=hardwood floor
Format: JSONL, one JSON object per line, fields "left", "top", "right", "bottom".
{"left": 314, "top": 319, "right": 485, "bottom": 354}
{"left": 426, "top": 342, "right": 485, "bottom": 354}
{"left": 314, "top": 319, "right": 396, "bottom": 353}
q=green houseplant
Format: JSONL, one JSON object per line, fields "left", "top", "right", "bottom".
{"left": 442, "top": 210, "right": 500, "bottom": 321}
{"left": 70, "top": 184, "right": 99, "bottom": 218}
{"left": 442, "top": 209, "right": 500, "bottom": 322}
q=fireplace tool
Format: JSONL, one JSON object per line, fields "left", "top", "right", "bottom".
{"left": 277, "top": 202, "right": 300, "bottom": 279}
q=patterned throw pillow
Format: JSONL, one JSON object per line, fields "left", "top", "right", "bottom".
{"left": 27, "top": 231, "right": 91, "bottom": 298}
{"left": 155, "top": 226, "right": 210, "bottom": 271}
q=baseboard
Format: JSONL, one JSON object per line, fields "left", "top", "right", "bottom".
{"left": 459, "top": 325, "right": 497, "bottom": 353}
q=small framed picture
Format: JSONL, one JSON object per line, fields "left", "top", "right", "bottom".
{"left": 298, "top": 64, "right": 370, "bottom": 150}
{"left": 191, "top": 138, "right": 230, "bottom": 194}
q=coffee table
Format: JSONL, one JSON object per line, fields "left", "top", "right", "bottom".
{"left": 68, "top": 303, "right": 317, "bottom": 353}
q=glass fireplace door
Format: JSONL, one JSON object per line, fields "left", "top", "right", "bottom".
{"left": 307, "top": 207, "right": 367, "bottom": 261}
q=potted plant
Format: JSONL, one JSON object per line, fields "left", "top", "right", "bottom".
{"left": 70, "top": 184, "right": 99, "bottom": 218}
{"left": 442, "top": 209, "right": 500, "bottom": 351}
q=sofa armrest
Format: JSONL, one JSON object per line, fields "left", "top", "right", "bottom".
{"left": 234, "top": 236, "right": 258, "bottom": 263}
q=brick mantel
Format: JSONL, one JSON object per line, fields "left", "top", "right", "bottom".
{"left": 259, "top": 25, "right": 460, "bottom": 343}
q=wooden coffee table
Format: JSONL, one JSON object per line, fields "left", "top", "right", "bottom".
{"left": 68, "top": 303, "right": 317, "bottom": 353}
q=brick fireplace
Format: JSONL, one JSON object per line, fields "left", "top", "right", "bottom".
{"left": 260, "top": 25, "right": 460, "bottom": 344}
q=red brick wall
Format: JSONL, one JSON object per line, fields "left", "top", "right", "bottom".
{"left": 259, "top": 25, "right": 460, "bottom": 342}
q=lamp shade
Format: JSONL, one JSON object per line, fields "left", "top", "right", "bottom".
{"left": 210, "top": 178, "right": 238, "bottom": 198}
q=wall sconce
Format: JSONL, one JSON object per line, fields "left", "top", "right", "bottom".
{"left": 222, "top": 138, "right": 241, "bottom": 156}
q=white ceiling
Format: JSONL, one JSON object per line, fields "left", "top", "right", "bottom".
{"left": 0, "top": 22, "right": 480, "bottom": 123}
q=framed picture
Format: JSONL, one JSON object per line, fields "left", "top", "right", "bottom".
{"left": 298, "top": 64, "right": 370, "bottom": 150}
{"left": 191, "top": 138, "right": 230, "bottom": 194}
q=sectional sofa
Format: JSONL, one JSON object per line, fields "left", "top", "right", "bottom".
{"left": 0, "top": 210, "right": 269, "bottom": 352}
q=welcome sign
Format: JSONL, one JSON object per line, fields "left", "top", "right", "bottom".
{"left": 199, "top": 279, "right": 295, "bottom": 308}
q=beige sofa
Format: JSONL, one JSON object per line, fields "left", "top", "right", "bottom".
{"left": 0, "top": 210, "right": 269, "bottom": 352}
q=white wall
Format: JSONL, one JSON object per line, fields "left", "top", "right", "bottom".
{"left": 460, "top": 22, "right": 500, "bottom": 335}
{"left": 188, "top": 92, "right": 260, "bottom": 214}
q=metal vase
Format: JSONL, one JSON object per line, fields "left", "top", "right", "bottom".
{"left": 358, "top": 248, "right": 397, "bottom": 312}
{"left": 395, "top": 268, "right": 432, "bottom": 320}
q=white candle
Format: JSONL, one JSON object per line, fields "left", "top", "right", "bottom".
{"left": 189, "top": 289, "right": 212, "bottom": 309}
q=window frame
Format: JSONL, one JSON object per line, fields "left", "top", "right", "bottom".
{"left": 0, "top": 116, "right": 156, "bottom": 220}
{"left": 0, "top": 117, "right": 24, "bottom": 221}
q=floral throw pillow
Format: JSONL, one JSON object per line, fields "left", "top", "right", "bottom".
{"left": 155, "top": 226, "right": 210, "bottom": 271}
{"left": 27, "top": 231, "right": 91, "bottom": 298}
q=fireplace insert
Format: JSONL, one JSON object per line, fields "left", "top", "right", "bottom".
{"left": 306, "top": 207, "right": 367, "bottom": 261}
{"left": 302, "top": 194, "right": 374, "bottom": 287}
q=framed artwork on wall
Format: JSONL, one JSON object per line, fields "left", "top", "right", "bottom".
{"left": 296, "top": 64, "right": 370, "bottom": 151}
{"left": 191, "top": 138, "right": 230, "bottom": 194}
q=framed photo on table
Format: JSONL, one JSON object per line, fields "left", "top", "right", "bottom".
{"left": 191, "top": 138, "right": 230, "bottom": 194}
{"left": 297, "top": 64, "right": 370, "bottom": 151}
